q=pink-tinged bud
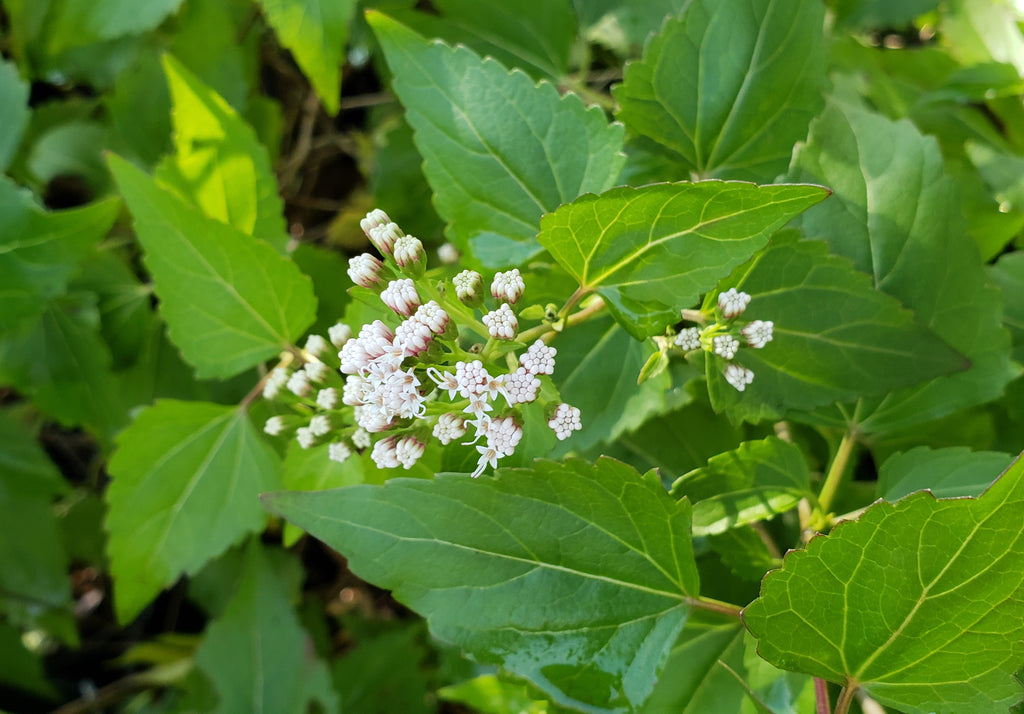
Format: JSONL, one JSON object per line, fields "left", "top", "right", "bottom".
{"left": 412, "top": 301, "right": 449, "bottom": 335}
{"left": 432, "top": 413, "right": 467, "bottom": 444}
{"left": 395, "top": 436, "right": 426, "bottom": 469}
{"left": 491, "top": 268, "right": 525, "bottom": 304}
{"left": 348, "top": 253, "right": 384, "bottom": 288}
{"left": 741, "top": 320, "right": 774, "bottom": 349}
{"left": 453, "top": 269, "right": 484, "bottom": 306}
{"left": 380, "top": 278, "right": 421, "bottom": 317}
{"left": 360, "top": 209, "right": 390, "bottom": 237}
{"left": 718, "top": 288, "right": 751, "bottom": 319}
{"left": 393, "top": 235, "right": 425, "bottom": 277}
{"left": 368, "top": 222, "right": 403, "bottom": 256}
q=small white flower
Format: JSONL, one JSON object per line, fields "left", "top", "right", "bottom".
{"left": 520, "top": 339, "right": 556, "bottom": 375}
{"left": 369, "top": 222, "right": 403, "bottom": 255}
{"left": 718, "top": 288, "right": 751, "bottom": 319}
{"left": 371, "top": 437, "right": 400, "bottom": 469}
{"left": 463, "top": 393, "right": 493, "bottom": 417}
{"left": 380, "top": 278, "right": 421, "bottom": 317}
{"left": 724, "top": 364, "right": 755, "bottom": 391}
{"left": 482, "top": 303, "right": 518, "bottom": 340}
{"left": 309, "top": 415, "right": 332, "bottom": 436}
{"left": 393, "top": 235, "right": 424, "bottom": 270}
{"left": 347, "top": 253, "right": 384, "bottom": 288}
{"left": 413, "top": 301, "right": 449, "bottom": 334}
{"left": 453, "top": 269, "right": 483, "bottom": 303}
{"left": 328, "top": 441, "right": 352, "bottom": 463}
{"left": 287, "top": 370, "right": 313, "bottom": 398}
{"left": 713, "top": 335, "right": 740, "bottom": 360}
{"left": 303, "top": 360, "right": 330, "bottom": 383}
{"left": 491, "top": 268, "right": 525, "bottom": 304}
{"left": 675, "top": 327, "right": 701, "bottom": 351}
{"left": 360, "top": 208, "right": 390, "bottom": 237}
{"left": 343, "top": 375, "right": 370, "bottom": 406}
{"left": 316, "top": 388, "right": 340, "bottom": 410}
{"left": 437, "top": 242, "right": 459, "bottom": 264}
{"left": 742, "top": 320, "right": 774, "bottom": 349}
{"left": 395, "top": 436, "right": 426, "bottom": 469}
{"left": 501, "top": 368, "right": 540, "bottom": 405}
{"left": 296, "top": 426, "right": 316, "bottom": 449}
{"left": 426, "top": 367, "right": 461, "bottom": 399}
{"left": 263, "top": 416, "right": 286, "bottom": 436}
{"left": 547, "top": 403, "right": 582, "bottom": 441}
{"left": 432, "top": 414, "right": 467, "bottom": 445}
{"left": 352, "top": 428, "right": 371, "bottom": 449}
{"left": 328, "top": 323, "right": 352, "bottom": 349}
{"left": 471, "top": 445, "right": 500, "bottom": 478}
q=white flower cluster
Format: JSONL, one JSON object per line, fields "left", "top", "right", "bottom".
{"left": 675, "top": 289, "right": 775, "bottom": 392}
{"left": 260, "top": 208, "right": 585, "bottom": 478}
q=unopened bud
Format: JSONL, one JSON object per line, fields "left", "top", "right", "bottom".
{"left": 360, "top": 209, "right": 390, "bottom": 237}
{"left": 368, "top": 222, "right": 403, "bottom": 256}
{"left": 348, "top": 253, "right": 384, "bottom": 289}
{"left": 491, "top": 269, "right": 525, "bottom": 304}
{"left": 393, "top": 235, "right": 425, "bottom": 277}
{"left": 718, "top": 288, "right": 751, "bottom": 319}
{"left": 453, "top": 269, "right": 484, "bottom": 306}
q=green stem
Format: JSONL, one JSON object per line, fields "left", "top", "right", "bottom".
{"left": 517, "top": 293, "right": 606, "bottom": 344}
{"left": 834, "top": 683, "right": 858, "bottom": 714}
{"left": 689, "top": 596, "right": 743, "bottom": 619}
{"left": 817, "top": 431, "right": 857, "bottom": 516}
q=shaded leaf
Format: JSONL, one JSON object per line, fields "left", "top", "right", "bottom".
{"left": 106, "top": 400, "right": 281, "bottom": 622}
{"left": 265, "top": 457, "right": 699, "bottom": 713}
{"left": 0, "top": 621, "right": 56, "bottom": 698}
{"left": 538, "top": 181, "right": 829, "bottom": 338}
{"left": 0, "top": 177, "right": 119, "bottom": 335}
{"left": 613, "top": 0, "right": 825, "bottom": 182}
{"left": 369, "top": 12, "right": 625, "bottom": 266}
{"left": 877, "top": 446, "right": 1014, "bottom": 501}
{"left": 439, "top": 674, "right": 557, "bottom": 714}
{"left": 671, "top": 438, "right": 811, "bottom": 536}
{"left": 108, "top": 154, "right": 317, "bottom": 378}
{"left": 833, "top": 0, "right": 940, "bottom": 29}
{"left": 333, "top": 626, "right": 433, "bottom": 714}
{"left": 744, "top": 453, "right": 1024, "bottom": 713}
{"left": 706, "top": 238, "right": 969, "bottom": 423}
{"left": 573, "top": 0, "right": 689, "bottom": 55}
{"left": 0, "top": 59, "right": 30, "bottom": 172}
{"left": 990, "top": 251, "right": 1024, "bottom": 362}
{"left": 256, "top": 0, "right": 356, "bottom": 115}
{"left": 45, "top": 0, "right": 184, "bottom": 53}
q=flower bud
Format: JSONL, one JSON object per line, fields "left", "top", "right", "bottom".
{"left": 368, "top": 222, "right": 403, "bottom": 256}
{"left": 360, "top": 208, "right": 391, "bottom": 238}
{"left": 482, "top": 303, "right": 518, "bottom": 340}
{"left": 718, "top": 288, "right": 751, "bottom": 319}
{"left": 741, "top": 320, "right": 774, "bottom": 349}
{"left": 380, "top": 278, "right": 421, "bottom": 317}
{"left": 453, "top": 269, "right": 484, "bottom": 306}
{"left": 724, "top": 363, "right": 755, "bottom": 391}
{"left": 437, "top": 242, "right": 459, "bottom": 264}
{"left": 393, "top": 235, "right": 426, "bottom": 277}
{"left": 348, "top": 253, "right": 384, "bottom": 289}
{"left": 328, "top": 323, "right": 352, "bottom": 349}
{"left": 491, "top": 268, "right": 525, "bottom": 304}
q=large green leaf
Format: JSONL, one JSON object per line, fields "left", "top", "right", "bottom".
{"left": 105, "top": 400, "right": 281, "bottom": 623}
{"left": 265, "top": 457, "right": 700, "bottom": 713}
{"left": 369, "top": 12, "right": 625, "bottom": 266}
{"left": 45, "top": 0, "right": 184, "bottom": 53}
{"left": 108, "top": 154, "right": 317, "bottom": 378}
{"left": 670, "top": 438, "right": 812, "bottom": 536}
{"left": 613, "top": 0, "right": 825, "bottom": 182}
{"left": 990, "top": 251, "right": 1024, "bottom": 363}
{"left": 537, "top": 182, "right": 829, "bottom": 338}
{"left": 194, "top": 541, "right": 337, "bottom": 713}
{"left": 790, "top": 100, "right": 1017, "bottom": 433}
{"left": 256, "top": 0, "right": 355, "bottom": 115}
{"left": 0, "top": 59, "right": 29, "bottom": 172}
{"left": 154, "top": 55, "right": 288, "bottom": 248}
{"left": 744, "top": 453, "right": 1024, "bottom": 713}
{"left": 877, "top": 446, "right": 1014, "bottom": 501}
{"left": 0, "top": 178, "right": 119, "bottom": 335}
{"left": 706, "top": 238, "right": 968, "bottom": 423}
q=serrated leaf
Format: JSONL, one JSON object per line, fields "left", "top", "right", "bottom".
{"left": 0, "top": 59, "right": 30, "bottom": 171}
{"left": 706, "top": 238, "right": 969, "bottom": 423}
{"left": 265, "top": 457, "right": 700, "bottom": 713}
{"left": 0, "top": 177, "right": 119, "bottom": 335}
{"left": 154, "top": 55, "right": 288, "bottom": 248}
{"left": 671, "top": 438, "right": 811, "bottom": 536}
{"left": 990, "top": 251, "right": 1024, "bottom": 362}
{"left": 369, "top": 12, "right": 625, "bottom": 267}
{"left": 106, "top": 400, "right": 281, "bottom": 623}
{"left": 194, "top": 541, "right": 337, "bottom": 713}
{"left": 744, "top": 453, "right": 1024, "bottom": 713}
{"left": 877, "top": 446, "right": 1014, "bottom": 501}
{"left": 538, "top": 182, "right": 829, "bottom": 339}
{"left": 790, "top": 100, "right": 1017, "bottom": 432}
{"left": 256, "top": 0, "right": 355, "bottom": 115}
{"left": 613, "top": 0, "right": 825, "bottom": 182}
{"left": 108, "top": 154, "right": 317, "bottom": 378}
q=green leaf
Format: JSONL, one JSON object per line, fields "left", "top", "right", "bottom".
{"left": 573, "top": 0, "right": 689, "bottom": 55}
{"left": 194, "top": 541, "right": 337, "bottom": 713}
{"left": 877, "top": 446, "right": 1015, "bottom": 501}
{"left": 368, "top": 12, "right": 625, "bottom": 266}
{"left": 706, "top": 238, "right": 969, "bottom": 423}
{"left": 394, "top": 0, "right": 576, "bottom": 80}
{"left": 280, "top": 441, "right": 367, "bottom": 546}
{"left": 265, "top": 457, "right": 700, "bottom": 713}
{"left": 105, "top": 400, "right": 281, "bottom": 623}
{"left": 941, "top": 0, "right": 1024, "bottom": 76}
{"left": 990, "top": 251, "right": 1024, "bottom": 363}
{"left": 107, "top": 154, "right": 317, "bottom": 378}
{"left": 256, "top": 0, "right": 355, "bottom": 115}
{"left": 0, "top": 178, "right": 119, "bottom": 335}
{"left": 551, "top": 317, "right": 672, "bottom": 451}
{"left": 0, "top": 621, "right": 57, "bottom": 698}
{"left": 538, "top": 182, "right": 830, "bottom": 339}
{"left": 45, "top": 0, "right": 184, "bottom": 53}
{"left": 154, "top": 55, "right": 288, "bottom": 249}
{"left": 833, "top": 0, "right": 940, "bottom": 29}
{"left": 790, "top": 100, "right": 1017, "bottom": 433}
{"left": 439, "top": 674, "right": 555, "bottom": 714}
{"left": 0, "top": 59, "right": 30, "bottom": 172}
{"left": 967, "top": 141, "right": 1024, "bottom": 215}
{"left": 613, "top": 0, "right": 825, "bottom": 182}
{"left": 670, "top": 438, "right": 811, "bottom": 536}
{"left": 744, "top": 453, "right": 1024, "bottom": 713}
{"left": 333, "top": 626, "right": 434, "bottom": 714}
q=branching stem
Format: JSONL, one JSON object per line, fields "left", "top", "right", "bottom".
{"left": 834, "top": 683, "right": 858, "bottom": 714}
{"left": 689, "top": 596, "right": 743, "bottom": 619}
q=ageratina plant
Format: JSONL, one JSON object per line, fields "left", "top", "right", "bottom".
{"left": 261, "top": 210, "right": 582, "bottom": 477}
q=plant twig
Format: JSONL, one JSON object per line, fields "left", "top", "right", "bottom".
{"left": 834, "top": 683, "right": 858, "bottom": 714}
{"left": 688, "top": 596, "right": 743, "bottom": 619}
{"left": 815, "top": 678, "right": 832, "bottom": 714}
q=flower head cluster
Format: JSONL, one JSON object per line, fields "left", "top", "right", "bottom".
{"left": 260, "top": 208, "right": 584, "bottom": 477}
{"left": 675, "top": 289, "right": 774, "bottom": 392}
